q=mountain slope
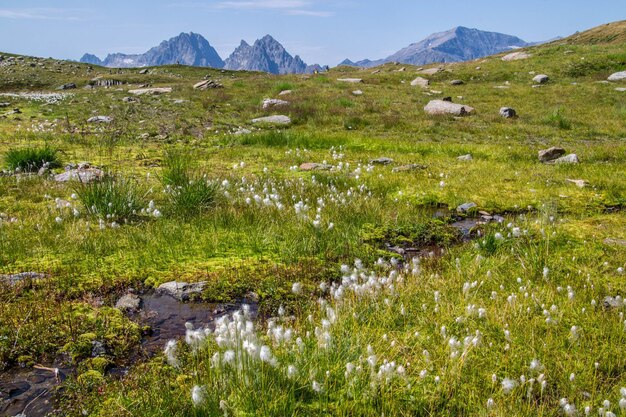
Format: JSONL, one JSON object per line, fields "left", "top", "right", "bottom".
{"left": 341, "top": 26, "right": 528, "bottom": 67}
{"left": 80, "top": 32, "right": 224, "bottom": 68}
{"left": 223, "top": 35, "right": 309, "bottom": 74}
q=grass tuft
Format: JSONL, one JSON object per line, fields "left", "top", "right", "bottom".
{"left": 4, "top": 146, "right": 61, "bottom": 172}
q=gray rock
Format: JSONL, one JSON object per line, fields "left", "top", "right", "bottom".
{"left": 278, "top": 90, "right": 292, "bottom": 96}
{"left": 604, "top": 238, "right": 626, "bottom": 247}
{"left": 424, "top": 100, "right": 474, "bottom": 116}
{"left": 251, "top": 115, "right": 291, "bottom": 125}
{"left": 54, "top": 168, "right": 103, "bottom": 183}
{"left": 502, "top": 51, "right": 531, "bottom": 61}
{"left": 115, "top": 293, "right": 141, "bottom": 311}
{"left": 0, "top": 102, "right": 10, "bottom": 108}
{"left": 57, "top": 83, "right": 76, "bottom": 90}
{"left": 410, "top": 77, "right": 430, "bottom": 88}
{"left": 300, "top": 162, "right": 333, "bottom": 171}
{"left": 499, "top": 107, "right": 517, "bottom": 118}
{"left": 457, "top": 154, "right": 473, "bottom": 161}
{"left": 193, "top": 79, "right": 223, "bottom": 90}
{"left": 419, "top": 67, "right": 443, "bottom": 75}
{"left": 262, "top": 98, "right": 289, "bottom": 109}
{"left": 370, "top": 157, "right": 393, "bottom": 165}
{"left": 157, "top": 281, "right": 207, "bottom": 301}
{"left": 352, "top": 90, "right": 363, "bottom": 96}
{"left": 607, "top": 71, "right": 626, "bottom": 81}
{"left": 337, "top": 78, "right": 363, "bottom": 83}
{"left": 0, "top": 272, "right": 46, "bottom": 286}
{"left": 91, "top": 341, "right": 106, "bottom": 357}
{"left": 122, "top": 96, "right": 139, "bottom": 103}
{"left": 566, "top": 179, "right": 588, "bottom": 188}
{"left": 128, "top": 87, "right": 172, "bottom": 95}
{"left": 616, "top": 87, "right": 626, "bottom": 92}
{"left": 538, "top": 147, "right": 566, "bottom": 162}
{"left": 392, "top": 164, "right": 426, "bottom": 172}
{"left": 554, "top": 154, "right": 579, "bottom": 164}
{"left": 450, "top": 79, "right": 464, "bottom": 85}
{"left": 603, "top": 296, "right": 624, "bottom": 310}
{"left": 139, "top": 68, "right": 149, "bottom": 74}
{"left": 87, "top": 116, "right": 112, "bottom": 123}
{"left": 456, "top": 202, "right": 477, "bottom": 213}
{"left": 532, "top": 74, "right": 549, "bottom": 84}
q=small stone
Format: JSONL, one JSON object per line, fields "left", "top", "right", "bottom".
{"left": 538, "top": 147, "right": 566, "bottom": 162}
{"left": 615, "top": 87, "right": 626, "bottom": 92}
{"left": 554, "top": 154, "right": 579, "bottom": 164}
{"left": 193, "top": 79, "right": 223, "bottom": 90}
{"left": 457, "top": 154, "right": 473, "bottom": 161}
{"left": 251, "top": 115, "right": 291, "bottom": 125}
{"left": 115, "top": 293, "right": 141, "bottom": 312}
{"left": 607, "top": 71, "right": 626, "bottom": 81}
{"left": 369, "top": 157, "right": 393, "bottom": 165}
{"left": 157, "top": 281, "right": 207, "bottom": 301}
{"left": 392, "top": 164, "right": 426, "bottom": 172}
{"left": 299, "top": 162, "right": 333, "bottom": 171}
{"left": 602, "top": 296, "right": 624, "bottom": 310}
{"left": 566, "top": 179, "right": 587, "bottom": 188}
{"left": 128, "top": 87, "right": 172, "bottom": 95}
{"left": 139, "top": 68, "right": 149, "bottom": 74}
{"left": 278, "top": 90, "right": 292, "bottom": 96}
{"left": 604, "top": 238, "right": 626, "bottom": 246}
{"left": 352, "top": 90, "right": 363, "bottom": 96}
{"left": 450, "top": 80, "right": 464, "bottom": 85}
{"left": 410, "top": 77, "right": 430, "bottom": 88}
{"left": 419, "top": 67, "right": 443, "bottom": 75}
{"left": 499, "top": 107, "right": 517, "bottom": 118}
{"left": 87, "top": 116, "right": 112, "bottom": 123}
{"left": 262, "top": 98, "right": 289, "bottom": 109}
{"left": 0, "top": 272, "right": 46, "bottom": 286}
{"left": 456, "top": 202, "right": 477, "bottom": 213}
{"left": 424, "top": 100, "right": 474, "bottom": 116}
{"left": 532, "top": 74, "right": 549, "bottom": 84}
{"left": 91, "top": 341, "right": 106, "bottom": 357}
{"left": 57, "top": 83, "right": 76, "bottom": 90}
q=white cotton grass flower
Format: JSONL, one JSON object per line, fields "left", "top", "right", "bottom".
{"left": 312, "top": 380, "right": 322, "bottom": 393}
{"left": 619, "top": 397, "right": 626, "bottom": 410}
{"left": 529, "top": 358, "right": 543, "bottom": 372}
{"left": 287, "top": 365, "right": 297, "bottom": 378}
{"left": 486, "top": 398, "right": 495, "bottom": 408}
{"left": 291, "top": 282, "right": 302, "bottom": 294}
{"left": 501, "top": 378, "right": 518, "bottom": 394}
{"left": 191, "top": 385, "right": 206, "bottom": 407}
{"left": 163, "top": 340, "right": 179, "bottom": 368}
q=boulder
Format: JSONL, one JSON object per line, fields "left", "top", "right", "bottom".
{"left": 251, "top": 115, "right": 291, "bottom": 125}
{"left": 554, "top": 154, "right": 579, "bottom": 164}
{"left": 499, "top": 107, "right": 517, "bottom": 118}
{"left": 419, "top": 67, "right": 443, "bottom": 75}
{"left": 262, "top": 98, "right": 289, "bottom": 109}
{"left": 456, "top": 202, "right": 477, "bottom": 213}
{"left": 538, "top": 147, "right": 566, "bottom": 162}
{"left": 54, "top": 167, "right": 103, "bottom": 183}
{"left": 115, "top": 293, "right": 141, "bottom": 312}
{"left": 193, "top": 79, "right": 223, "bottom": 90}
{"left": 532, "top": 74, "right": 549, "bottom": 84}
{"left": 128, "top": 87, "right": 172, "bottom": 95}
{"left": 502, "top": 52, "right": 531, "bottom": 61}
{"left": 300, "top": 163, "right": 333, "bottom": 171}
{"left": 457, "top": 154, "right": 473, "bottom": 161}
{"left": 87, "top": 116, "right": 112, "bottom": 123}
{"left": 424, "top": 100, "right": 474, "bottom": 116}
{"left": 57, "top": 83, "right": 76, "bottom": 90}
{"left": 450, "top": 80, "right": 464, "bottom": 85}
{"left": 139, "top": 68, "right": 149, "bottom": 74}
{"left": 157, "top": 281, "right": 207, "bottom": 301}
{"left": 369, "top": 157, "right": 393, "bottom": 165}
{"left": 337, "top": 78, "right": 363, "bottom": 83}
{"left": 410, "top": 77, "right": 430, "bottom": 88}
{"left": 607, "top": 71, "right": 626, "bottom": 81}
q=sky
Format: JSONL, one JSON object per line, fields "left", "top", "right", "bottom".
{"left": 0, "top": 1, "right": 625, "bottom": 66}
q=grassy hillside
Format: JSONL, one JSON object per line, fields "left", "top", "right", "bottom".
{"left": 0, "top": 20, "right": 625, "bottom": 417}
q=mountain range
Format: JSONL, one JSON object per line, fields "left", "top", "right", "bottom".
{"left": 81, "top": 26, "right": 540, "bottom": 74}
{"left": 340, "top": 26, "right": 529, "bottom": 67}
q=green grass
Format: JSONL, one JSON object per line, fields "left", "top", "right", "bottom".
{"left": 4, "top": 145, "right": 61, "bottom": 172}
{"left": 0, "top": 20, "right": 625, "bottom": 417}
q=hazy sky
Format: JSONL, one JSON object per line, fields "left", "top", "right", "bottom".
{"left": 1, "top": 1, "right": 625, "bottom": 66}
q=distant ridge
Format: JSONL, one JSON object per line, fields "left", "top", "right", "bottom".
{"left": 80, "top": 32, "right": 224, "bottom": 69}
{"left": 340, "top": 26, "right": 529, "bottom": 67}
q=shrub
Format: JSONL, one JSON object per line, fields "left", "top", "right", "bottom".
{"left": 74, "top": 176, "right": 146, "bottom": 221}
{"left": 4, "top": 146, "right": 61, "bottom": 172}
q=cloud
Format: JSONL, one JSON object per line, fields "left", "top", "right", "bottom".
{"left": 215, "top": 0, "right": 332, "bottom": 16}
{"left": 0, "top": 8, "right": 86, "bottom": 21}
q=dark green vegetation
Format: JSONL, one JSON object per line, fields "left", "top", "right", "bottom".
{"left": 0, "top": 20, "right": 625, "bottom": 417}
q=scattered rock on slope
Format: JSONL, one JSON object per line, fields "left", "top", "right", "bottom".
{"left": 410, "top": 77, "right": 430, "bottom": 88}
{"left": 251, "top": 115, "right": 291, "bottom": 125}
{"left": 607, "top": 71, "right": 626, "bottom": 81}
{"left": 532, "top": 74, "right": 549, "bottom": 84}
{"left": 157, "top": 281, "right": 207, "bottom": 301}
{"left": 262, "top": 98, "right": 289, "bottom": 109}
{"left": 538, "top": 147, "right": 566, "bottom": 162}
{"left": 424, "top": 100, "right": 474, "bottom": 116}
{"left": 337, "top": 78, "right": 363, "bottom": 83}
{"left": 128, "top": 87, "right": 172, "bottom": 95}
{"left": 554, "top": 154, "right": 579, "bottom": 164}
{"left": 502, "top": 51, "right": 531, "bottom": 61}
{"left": 499, "top": 107, "right": 517, "bottom": 118}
